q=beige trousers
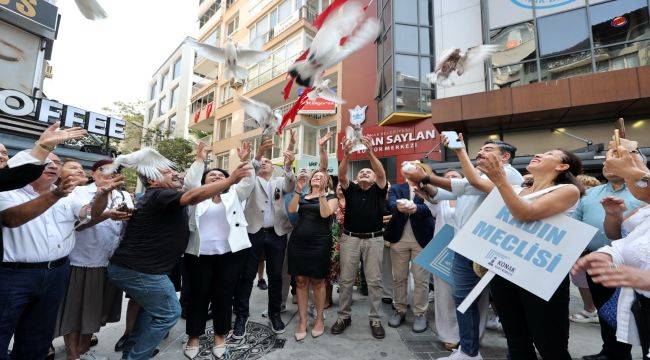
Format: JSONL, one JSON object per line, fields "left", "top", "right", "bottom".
{"left": 337, "top": 234, "right": 384, "bottom": 321}
{"left": 390, "top": 235, "right": 430, "bottom": 316}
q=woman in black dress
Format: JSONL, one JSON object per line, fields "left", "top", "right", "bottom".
{"left": 288, "top": 169, "right": 338, "bottom": 341}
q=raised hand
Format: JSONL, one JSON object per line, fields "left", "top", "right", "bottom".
{"left": 441, "top": 132, "right": 466, "bottom": 152}
{"left": 283, "top": 150, "right": 295, "bottom": 169}
{"left": 403, "top": 166, "right": 428, "bottom": 184}
{"left": 341, "top": 139, "right": 353, "bottom": 155}
{"left": 38, "top": 123, "right": 87, "bottom": 149}
{"left": 600, "top": 196, "right": 627, "bottom": 216}
{"left": 287, "top": 129, "right": 297, "bottom": 152}
{"left": 256, "top": 139, "right": 274, "bottom": 160}
{"left": 99, "top": 174, "right": 125, "bottom": 194}
{"left": 604, "top": 146, "right": 639, "bottom": 180}
{"left": 319, "top": 131, "right": 333, "bottom": 149}
{"left": 476, "top": 152, "right": 506, "bottom": 185}
{"left": 230, "top": 162, "right": 254, "bottom": 183}
{"left": 196, "top": 141, "right": 208, "bottom": 162}
{"left": 103, "top": 208, "right": 132, "bottom": 221}
{"left": 237, "top": 141, "right": 252, "bottom": 162}
{"left": 52, "top": 176, "right": 87, "bottom": 198}
{"left": 361, "top": 136, "right": 373, "bottom": 152}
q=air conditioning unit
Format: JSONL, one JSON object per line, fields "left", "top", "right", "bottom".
{"left": 43, "top": 62, "right": 53, "bottom": 79}
{"left": 229, "top": 78, "right": 244, "bottom": 89}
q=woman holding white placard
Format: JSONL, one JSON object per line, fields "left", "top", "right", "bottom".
{"left": 472, "top": 149, "right": 584, "bottom": 360}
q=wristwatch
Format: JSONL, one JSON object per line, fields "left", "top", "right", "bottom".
{"left": 635, "top": 172, "right": 650, "bottom": 188}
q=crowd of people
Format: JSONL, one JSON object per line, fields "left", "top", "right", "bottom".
{"left": 0, "top": 124, "right": 649, "bottom": 360}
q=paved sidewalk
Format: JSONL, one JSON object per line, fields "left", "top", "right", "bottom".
{"left": 52, "top": 285, "right": 643, "bottom": 360}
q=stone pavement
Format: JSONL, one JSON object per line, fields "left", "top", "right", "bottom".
{"left": 52, "top": 285, "right": 644, "bottom": 360}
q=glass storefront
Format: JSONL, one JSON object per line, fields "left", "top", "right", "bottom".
{"left": 487, "top": 0, "right": 650, "bottom": 89}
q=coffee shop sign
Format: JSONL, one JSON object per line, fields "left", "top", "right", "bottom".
{"left": 0, "top": 89, "right": 125, "bottom": 140}
{"left": 510, "top": 0, "right": 576, "bottom": 9}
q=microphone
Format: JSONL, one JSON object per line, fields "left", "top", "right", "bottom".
{"left": 551, "top": 128, "right": 593, "bottom": 149}
{"left": 424, "top": 143, "right": 442, "bottom": 159}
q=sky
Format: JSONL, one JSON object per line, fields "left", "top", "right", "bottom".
{"left": 44, "top": 0, "right": 197, "bottom": 113}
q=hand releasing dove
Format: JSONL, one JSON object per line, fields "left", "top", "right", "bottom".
{"left": 288, "top": 1, "right": 380, "bottom": 88}
{"left": 308, "top": 79, "right": 345, "bottom": 104}
{"left": 236, "top": 95, "right": 282, "bottom": 139}
{"left": 184, "top": 38, "right": 269, "bottom": 81}
{"left": 74, "top": 0, "right": 107, "bottom": 20}
{"left": 401, "top": 161, "right": 417, "bottom": 173}
{"left": 102, "top": 148, "right": 174, "bottom": 181}
{"left": 426, "top": 45, "right": 500, "bottom": 87}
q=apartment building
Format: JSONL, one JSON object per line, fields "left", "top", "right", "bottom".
{"left": 190, "top": 0, "right": 341, "bottom": 173}
{"left": 143, "top": 37, "right": 199, "bottom": 144}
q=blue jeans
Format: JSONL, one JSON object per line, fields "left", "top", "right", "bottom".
{"left": 0, "top": 262, "right": 70, "bottom": 360}
{"left": 452, "top": 254, "right": 482, "bottom": 356}
{"left": 107, "top": 264, "right": 181, "bottom": 360}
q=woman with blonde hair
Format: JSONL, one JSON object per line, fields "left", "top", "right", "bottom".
{"left": 288, "top": 169, "right": 338, "bottom": 341}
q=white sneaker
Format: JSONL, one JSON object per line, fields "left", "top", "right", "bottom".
{"left": 78, "top": 350, "right": 108, "bottom": 360}
{"left": 437, "top": 348, "right": 483, "bottom": 359}
{"left": 183, "top": 345, "right": 200, "bottom": 359}
{"left": 486, "top": 314, "right": 503, "bottom": 331}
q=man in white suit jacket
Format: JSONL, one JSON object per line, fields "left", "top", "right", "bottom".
{"left": 233, "top": 139, "right": 296, "bottom": 337}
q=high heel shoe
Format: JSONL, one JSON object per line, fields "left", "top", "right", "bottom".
{"left": 294, "top": 331, "right": 307, "bottom": 341}
{"left": 311, "top": 327, "right": 324, "bottom": 338}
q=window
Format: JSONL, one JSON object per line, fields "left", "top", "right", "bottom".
{"left": 158, "top": 95, "right": 168, "bottom": 115}
{"left": 395, "top": 25, "right": 419, "bottom": 53}
{"left": 217, "top": 116, "right": 232, "bottom": 140}
{"left": 205, "top": 27, "right": 221, "bottom": 46}
{"left": 199, "top": 1, "right": 221, "bottom": 28}
{"left": 226, "top": 0, "right": 236, "bottom": 8}
{"left": 246, "top": 35, "right": 303, "bottom": 91}
{"left": 490, "top": 22, "right": 537, "bottom": 67}
{"left": 302, "top": 126, "right": 318, "bottom": 156}
{"left": 590, "top": 0, "right": 649, "bottom": 47}
{"left": 192, "top": 91, "right": 214, "bottom": 113}
{"left": 157, "top": 121, "right": 166, "bottom": 140}
{"left": 220, "top": 84, "right": 233, "bottom": 104}
{"left": 149, "top": 83, "right": 156, "bottom": 100}
{"left": 595, "top": 40, "right": 650, "bottom": 72}
{"left": 168, "top": 113, "right": 177, "bottom": 134}
{"left": 215, "top": 152, "right": 230, "bottom": 169}
{"left": 395, "top": 54, "right": 419, "bottom": 87}
{"left": 147, "top": 105, "right": 155, "bottom": 124}
{"left": 540, "top": 51, "right": 593, "bottom": 82}
{"left": 227, "top": 15, "right": 239, "bottom": 36}
{"left": 170, "top": 86, "right": 179, "bottom": 108}
{"left": 160, "top": 71, "right": 168, "bottom": 90}
{"left": 537, "top": 8, "right": 590, "bottom": 57}
{"left": 394, "top": 0, "right": 417, "bottom": 24}
{"left": 172, "top": 58, "right": 182, "bottom": 79}
{"left": 278, "top": 0, "right": 292, "bottom": 24}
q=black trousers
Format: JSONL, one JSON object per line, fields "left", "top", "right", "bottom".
{"left": 491, "top": 276, "right": 572, "bottom": 360}
{"left": 234, "top": 228, "right": 287, "bottom": 318}
{"left": 185, "top": 250, "right": 248, "bottom": 337}
{"left": 632, "top": 292, "right": 650, "bottom": 360}
{"left": 586, "top": 271, "right": 633, "bottom": 359}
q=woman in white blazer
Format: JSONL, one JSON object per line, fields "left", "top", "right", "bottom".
{"left": 183, "top": 143, "right": 255, "bottom": 359}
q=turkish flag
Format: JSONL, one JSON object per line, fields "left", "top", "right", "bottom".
{"left": 205, "top": 101, "right": 214, "bottom": 119}
{"left": 193, "top": 108, "right": 201, "bottom": 123}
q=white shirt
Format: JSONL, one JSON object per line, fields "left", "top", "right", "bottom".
{"left": 434, "top": 165, "right": 524, "bottom": 228}
{"left": 198, "top": 201, "right": 231, "bottom": 255}
{"left": 598, "top": 217, "right": 650, "bottom": 347}
{"left": 426, "top": 200, "right": 457, "bottom": 235}
{"left": 0, "top": 184, "right": 85, "bottom": 262}
{"left": 259, "top": 177, "right": 275, "bottom": 228}
{"left": 6, "top": 150, "right": 48, "bottom": 167}
{"left": 69, "top": 183, "right": 134, "bottom": 267}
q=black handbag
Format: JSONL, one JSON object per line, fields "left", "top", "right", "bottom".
{"left": 631, "top": 292, "right": 650, "bottom": 360}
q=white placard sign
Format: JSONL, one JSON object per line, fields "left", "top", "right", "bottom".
{"left": 448, "top": 188, "right": 597, "bottom": 301}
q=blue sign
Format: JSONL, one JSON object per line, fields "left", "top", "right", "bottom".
{"left": 510, "top": 0, "right": 577, "bottom": 9}
{"left": 414, "top": 224, "right": 456, "bottom": 285}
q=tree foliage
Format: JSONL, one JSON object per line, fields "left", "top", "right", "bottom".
{"left": 155, "top": 138, "right": 195, "bottom": 172}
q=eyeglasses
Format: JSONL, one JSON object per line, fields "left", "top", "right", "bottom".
{"left": 51, "top": 160, "right": 64, "bottom": 166}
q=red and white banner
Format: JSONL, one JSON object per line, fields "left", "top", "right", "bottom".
{"left": 298, "top": 97, "right": 337, "bottom": 115}
{"left": 205, "top": 101, "right": 214, "bottom": 119}
{"left": 193, "top": 108, "right": 201, "bottom": 123}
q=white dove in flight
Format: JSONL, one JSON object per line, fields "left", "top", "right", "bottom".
{"left": 426, "top": 45, "right": 500, "bottom": 87}
{"left": 184, "top": 38, "right": 269, "bottom": 81}
{"left": 288, "top": 1, "right": 380, "bottom": 88}
{"left": 308, "top": 79, "right": 345, "bottom": 104}
{"left": 102, "top": 148, "right": 174, "bottom": 181}
{"left": 237, "top": 95, "right": 282, "bottom": 138}
{"left": 74, "top": 0, "right": 107, "bottom": 20}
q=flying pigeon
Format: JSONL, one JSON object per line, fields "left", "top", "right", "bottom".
{"left": 401, "top": 161, "right": 417, "bottom": 173}
{"left": 308, "top": 79, "right": 345, "bottom": 104}
{"left": 184, "top": 38, "right": 269, "bottom": 81}
{"left": 426, "top": 45, "right": 500, "bottom": 87}
{"left": 287, "top": 1, "right": 380, "bottom": 89}
{"left": 74, "top": 0, "right": 107, "bottom": 20}
{"left": 237, "top": 95, "right": 282, "bottom": 138}
{"left": 102, "top": 148, "right": 174, "bottom": 181}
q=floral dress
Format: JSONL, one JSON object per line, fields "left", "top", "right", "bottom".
{"left": 327, "top": 203, "right": 345, "bottom": 285}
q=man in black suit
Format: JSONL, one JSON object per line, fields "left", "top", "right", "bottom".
{"left": 384, "top": 162, "right": 435, "bottom": 333}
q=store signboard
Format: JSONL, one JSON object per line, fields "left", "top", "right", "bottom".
{"left": 0, "top": 89, "right": 126, "bottom": 140}
{"left": 0, "top": 0, "right": 59, "bottom": 39}
{"left": 298, "top": 97, "right": 337, "bottom": 115}
{"left": 0, "top": 21, "right": 40, "bottom": 94}
{"left": 488, "top": 0, "right": 590, "bottom": 29}
{"left": 296, "top": 154, "right": 338, "bottom": 175}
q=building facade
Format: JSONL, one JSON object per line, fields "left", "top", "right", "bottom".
{"left": 191, "top": 0, "right": 341, "bottom": 173}
{"left": 0, "top": 0, "right": 111, "bottom": 167}
{"left": 336, "top": 0, "right": 650, "bottom": 182}
{"left": 143, "top": 37, "right": 198, "bottom": 143}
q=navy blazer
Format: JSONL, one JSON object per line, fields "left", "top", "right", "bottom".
{"left": 383, "top": 183, "right": 435, "bottom": 248}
